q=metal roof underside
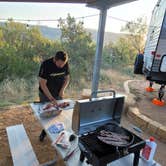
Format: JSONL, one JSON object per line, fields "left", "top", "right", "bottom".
{"left": 0, "top": 0, "right": 138, "bottom": 9}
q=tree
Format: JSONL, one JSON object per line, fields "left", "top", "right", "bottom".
{"left": 102, "top": 17, "right": 147, "bottom": 70}
{"left": 113, "top": 37, "right": 137, "bottom": 64}
{"left": 121, "top": 17, "right": 147, "bottom": 52}
{"left": 0, "top": 20, "right": 62, "bottom": 81}
{"left": 0, "top": 29, "right": 5, "bottom": 47}
{"left": 58, "top": 14, "right": 95, "bottom": 83}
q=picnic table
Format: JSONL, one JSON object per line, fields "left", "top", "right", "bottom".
{"left": 30, "top": 99, "right": 161, "bottom": 166}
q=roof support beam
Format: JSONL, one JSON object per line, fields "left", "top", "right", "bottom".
{"left": 87, "top": 0, "right": 112, "bottom": 10}
{"left": 91, "top": 8, "right": 107, "bottom": 98}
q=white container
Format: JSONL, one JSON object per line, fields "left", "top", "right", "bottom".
{"left": 141, "top": 137, "right": 157, "bottom": 165}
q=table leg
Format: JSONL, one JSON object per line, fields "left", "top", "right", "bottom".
{"left": 39, "top": 129, "right": 47, "bottom": 141}
{"left": 133, "top": 151, "right": 140, "bottom": 166}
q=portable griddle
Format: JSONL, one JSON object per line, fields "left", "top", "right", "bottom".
{"left": 72, "top": 90, "right": 145, "bottom": 166}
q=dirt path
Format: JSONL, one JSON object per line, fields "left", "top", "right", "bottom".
{"left": 129, "top": 80, "right": 166, "bottom": 126}
{"left": 127, "top": 79, "right": 166, "bottom": 166}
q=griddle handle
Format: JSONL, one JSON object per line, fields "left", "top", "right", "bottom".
{"left": 90, "top": 90, "right": 116, "bottom": 101}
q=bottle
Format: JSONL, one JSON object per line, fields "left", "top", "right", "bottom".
{"left": 141, "top": 137, "right": 157, "bottom": 165}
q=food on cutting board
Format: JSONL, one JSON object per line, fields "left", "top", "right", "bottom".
{"left": 43, "top": 101, "right": 70, "bottom": 109}
{"left": 39, "top": 104, "right": 62, "bottom": 118}
{"left": 43, "top": 103, "right": 55, "bottom": 110}
{"left": 58, "top": 102, "right": 70, "bottom": 108}
{"left": 38, "top": 101, "right": 70, "bottom": 118}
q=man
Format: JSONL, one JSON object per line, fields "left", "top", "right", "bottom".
{"left": 38, "top": 51, "right": 70, "bottom": 141}
{"left": 39, "top": 51, "right": 70, "bottom": 105}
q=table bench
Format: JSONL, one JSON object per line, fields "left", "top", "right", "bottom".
{"left": 6, "top": 124, "right": 39, "bottom": 166}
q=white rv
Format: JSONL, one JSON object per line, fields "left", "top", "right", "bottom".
{"left": 141, "top": 0, "right": 166, "bottom": 103}
{"left": 143, "top": 0, "right": 166, "bottom": 84}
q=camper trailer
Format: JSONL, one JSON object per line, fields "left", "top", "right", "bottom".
{"left": 143, "top": 0, "right": 166, "bottom": 83}
{"left": 137, "top": 0, "right": 166, "bottom": 105}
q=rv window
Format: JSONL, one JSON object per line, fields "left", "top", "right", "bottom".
{"left": 160, "top": 56, "right": 166, "bottom": 72}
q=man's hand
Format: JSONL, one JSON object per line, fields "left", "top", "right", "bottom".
{"left": 43, "top": 100, "right": 58, "bottom": 110}
{"left": 50, "top": 98, "right": 58, "bottom": 106}
{"left": 59, "top": 89, "right": 64, "bottom": 98}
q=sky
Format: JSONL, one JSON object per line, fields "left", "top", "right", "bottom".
{"left": 0, "top": 0, "right": 159, "bottom": 33}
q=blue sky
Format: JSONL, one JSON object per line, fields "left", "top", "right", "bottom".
{"left": 0, "top": 0, "right": 158, "bottom": 33}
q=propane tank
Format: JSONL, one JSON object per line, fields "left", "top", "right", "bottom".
{"left": 141, "top": 137, "right": 157, "bottom": 165}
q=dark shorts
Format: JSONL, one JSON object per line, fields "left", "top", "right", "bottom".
{"left": 39, "top": 91, "right": 62, "bottom": 103}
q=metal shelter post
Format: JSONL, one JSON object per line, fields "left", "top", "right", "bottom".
{"left": 91, "top": 8, "right": 107, "bottom": 98}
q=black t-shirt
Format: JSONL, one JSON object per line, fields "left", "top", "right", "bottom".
{"left": 38, "top": 57, "right": 69, "bottom": 98}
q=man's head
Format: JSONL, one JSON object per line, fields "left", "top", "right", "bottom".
{"left": 54, "top": 51, "right": 68, "bottom": 68}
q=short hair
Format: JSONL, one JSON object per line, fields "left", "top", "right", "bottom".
{"left": 55, "top": 51, "right": 68, "bottom": 62}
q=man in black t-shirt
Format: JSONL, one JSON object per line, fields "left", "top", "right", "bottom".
{"left": 38, "top": 51, "right": 70, "bottom": 106}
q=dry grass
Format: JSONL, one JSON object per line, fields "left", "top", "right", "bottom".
{"left": 99, "top": 69, "right": 132, "bottom": 92}
{"left": 0, "top": 78, "right": 38, "bottom": 107}
{"left": 0, "top": 68, "right": 133, "bottom": 107}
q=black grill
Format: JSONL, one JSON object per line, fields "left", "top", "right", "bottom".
{"left": 78, "top": 124, "right": 145, "bottom": 166}
{"left": 71, "top": 90, "right": 146, "bottom": 166}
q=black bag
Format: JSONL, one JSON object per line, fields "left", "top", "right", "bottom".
{"left": 134, "top": 54, "right": 144, "bottom": 74}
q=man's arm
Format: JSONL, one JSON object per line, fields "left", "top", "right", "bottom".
{"left": 59, "top": 75, "right": 70, "bottom": 98}
{"left": 39, "top": 77, "right": 57, "bottom": 105}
